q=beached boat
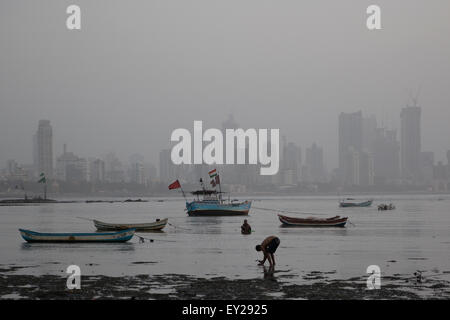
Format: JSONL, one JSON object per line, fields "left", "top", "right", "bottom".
{"left": 278, "top": 214, "right": 348, "bottom": 227}
{"left": 93, "top": 218, "right": 168, "bottom": 231}
{"left": 339, "top": 199, "right": 373, "bottom": 208}
{"left": 18, "top": 228, "right": 135, "bottom": 243}
{"left": 186, "top": 190, "right": 251, "bottom": 216}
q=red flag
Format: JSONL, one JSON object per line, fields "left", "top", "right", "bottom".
{"left": 168, "top": 180, "right": 181, "bottom": 190}
{"left": 215, "top": 175, "right": 220, "bottom": 185}
{"left": 210, "top": 179, "right": 216, "bottom": 187}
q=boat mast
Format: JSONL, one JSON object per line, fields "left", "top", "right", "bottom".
{"left": 217, "top": 170, "right": 222, "bottom": 202}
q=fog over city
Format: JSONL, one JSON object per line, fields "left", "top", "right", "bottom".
{"left": 1, "top": 1, "right": 450, "bottom": 185}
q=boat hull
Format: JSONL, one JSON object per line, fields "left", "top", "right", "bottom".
{"left": 19, "top": 228, "right": 135, "bottom": 243}
{"left": 278, "top": 214, "right": 348, "bottom": 227}
{"left": 339, "top": 200, "right": 373, "bottom": 207}
{"left": 93, "top": 218, "right": 168, "bottom": 231}
{"left": 186, "top": 201, "right": 251, "bottom": 216}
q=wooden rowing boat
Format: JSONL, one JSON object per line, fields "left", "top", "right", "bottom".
{"left": 339, "top": 199, "right": 373, "bottom": 207}
{"left": 19, "top": 228, "right": 135, "bottom": 243}
{"left": 93, "top": 218, "right": 168, "bottom": 231}
{"left": 278, "top": 214, "right": 348, "bottom": 227}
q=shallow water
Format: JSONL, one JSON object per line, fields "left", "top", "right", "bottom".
{"left": 1, "top": 195, "right": 450, "bottom": 287}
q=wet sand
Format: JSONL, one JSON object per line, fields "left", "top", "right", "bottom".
{"left": 1, "top": 265, "right": 449, "bottom": 300}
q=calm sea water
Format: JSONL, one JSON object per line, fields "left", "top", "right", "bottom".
{"left": 1, "top": 195, "right": 450, "bottom": 285}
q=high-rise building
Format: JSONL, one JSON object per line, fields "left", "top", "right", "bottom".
{"left": 56, "top": 144, "right": 87, "bottom": 182}
{"left": 159, "top": 149, "right": 176, "bottom": 183}
{"left": 400, "top": 106, "right": 421, "bottom": 182}
{"left": 35, "top": 120, "right": 53, "bottom": 178}
{"left": 143, "top": 163, "right": 157, "bottom": 184}
{"left": 219, "top": 114, "right": 258, "bottom": 187}
{"left": 89, "top": 158, "right": 105, "bottom": 183}
{"left": 103, "top": 152, "right": 125, "bottom": 183}
{"left": 339, "top": 111, "right": 363, "bottom": 185}
{"left": 372, "top": 128, "right": 400, "bottom": 184}
{"left": 281, "top": 141, "right": 301, "bottom": 185}
{"left": 32, "top": 134, "right": 38, "bottom": 176}
{"left": 343, "top": 147, "right": 360, "bottom": 185}
{"left": 362, "top": 115, "right": 377, "bottom": 152}
{"left": 419, "top": 151, "right": 434, "bottom": 183}
{"left": 305, "top": 143, "right": 326, "bottom": 183}
{"left": 358, "top": 151, "right": 374, "bottom": 186}
{"left": 128, "top": 154, "right": 145, "bottom": 184}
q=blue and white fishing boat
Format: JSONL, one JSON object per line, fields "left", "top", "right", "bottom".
{"left": 169, "top": 169, "right": 252, "bottom": 216}
{"left": 186, "top": 190, "right": 251, "bottom": 216}
{"left": 18, "top": 228, "right": 135, "bottom": 243}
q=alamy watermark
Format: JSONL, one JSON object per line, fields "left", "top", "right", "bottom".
{"left": 66, "top": 265, "right": 81, "bottom": 289}
{"left": 66, "top": 4, "right": 381, "bottom": 32}
{"left": 366, "top": 265, "right": 381, "bottom": 289}
{"left": 170, "top": 121, "right": 280, "bottom": 175}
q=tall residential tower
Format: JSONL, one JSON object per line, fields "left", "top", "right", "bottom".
{"left": 400, "top": 106, "right": 421, "bottom": 182}
{"left": 34, "top": 120, "right": 53, "bottom": 178}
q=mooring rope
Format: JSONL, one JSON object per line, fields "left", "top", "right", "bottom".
{"left": 135, "top": 234, "right": 178, "bottom": 243}
{"left": 76, "top": 216, "right": 95, "bottom": 221}
{"left": 167, "top": 222, "right": 192, "bottom": 231}
{"left": 251, "top": 206, "right": 329, "bottom": 216}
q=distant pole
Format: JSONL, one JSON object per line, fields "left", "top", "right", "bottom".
{"left": 217, "top": 170, "right": 222, "bottom": 202}
{"left": 44, "top": 182, "right": 47, "bottom": 200}
{"left": 179, "top": 184, "right": 187, "bottom": 201}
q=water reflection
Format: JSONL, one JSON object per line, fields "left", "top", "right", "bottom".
{"left": 262, "top": 266, "right": 278, "bottom": 283}
{"left": 20, "top": 242, "right": 135, "bottom": 252}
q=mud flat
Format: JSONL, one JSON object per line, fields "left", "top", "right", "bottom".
{"left": 1, "top": 268, "right": 450, "bottom": 300}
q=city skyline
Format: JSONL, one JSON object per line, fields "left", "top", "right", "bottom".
{"left": 2, "top": 100, "right": 449, "bottom": 173}
{"left": 2, "top": 103, "right": 450, "bottom": 193}
{"left": 2, "top": 1, "right": 450, "bottom": 173}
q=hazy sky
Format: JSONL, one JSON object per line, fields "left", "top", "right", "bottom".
{"left": 1, "top": 0, "right": 450, "bottom": 170}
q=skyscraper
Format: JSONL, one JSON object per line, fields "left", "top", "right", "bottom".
{"left": 103, "top": 152, "right": 125, "bottom": 183}
{"left": 220, "top": 114, "right": 258, "bottom": 187}
{"left": 305, "top": 143, "right": 325, "bottom": 183}
{"left": 358, "top": 151, "right": 374, "bottom": 186}
{"left": 362, "top": 115, "right": 377, "bottom": 152}
{"left": 281, "top": 141, "right": 301, "bottom": 185}
{"left": 339, "top": 111, "right": 363, "bottom": 185}
{"left": 129, "top": 154, "right": 145, "bottom": 185}
{"left": 400, "top": 106, "right": 421, "bottom": 181}
{"left": 89, "top": 158, "right": 105, "bottom": 183}
{"left": 372, "top": 128, "right": 400, "bottom": 184}
{"left": 56, "top": 144, "right": 88, "bottom": 182}
{"left": 159, "top": 149, "right": 176, "bottom": 183}
{"left": 35, "top": 120, "right": 53, "bottom": 178}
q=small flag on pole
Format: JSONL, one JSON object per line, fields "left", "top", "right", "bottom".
{"left": 37, "top": 173, "right": 46, "bottom": 184}
{"left": 208, "top": 169, "right": 217, "bottom": 178}
{"left": 168, "top": 180, "right": 181, "bottom": 190}
{"left": 215, "top": 175, "right": 220, "bottom": 185}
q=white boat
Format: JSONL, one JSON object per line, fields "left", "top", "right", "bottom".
{"left": 93, "top": 218, "right": 168, "bottom": 231}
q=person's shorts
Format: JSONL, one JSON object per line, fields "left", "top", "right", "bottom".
{"left": 265, "top": 237, "right": 280, "bottom": 254}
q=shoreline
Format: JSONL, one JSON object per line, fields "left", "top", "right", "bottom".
{"left": 0, "top": 192, "right": 448, "bottom": 203}
{"left": 1, "top": 268, "right": 449, "bottom": 300}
